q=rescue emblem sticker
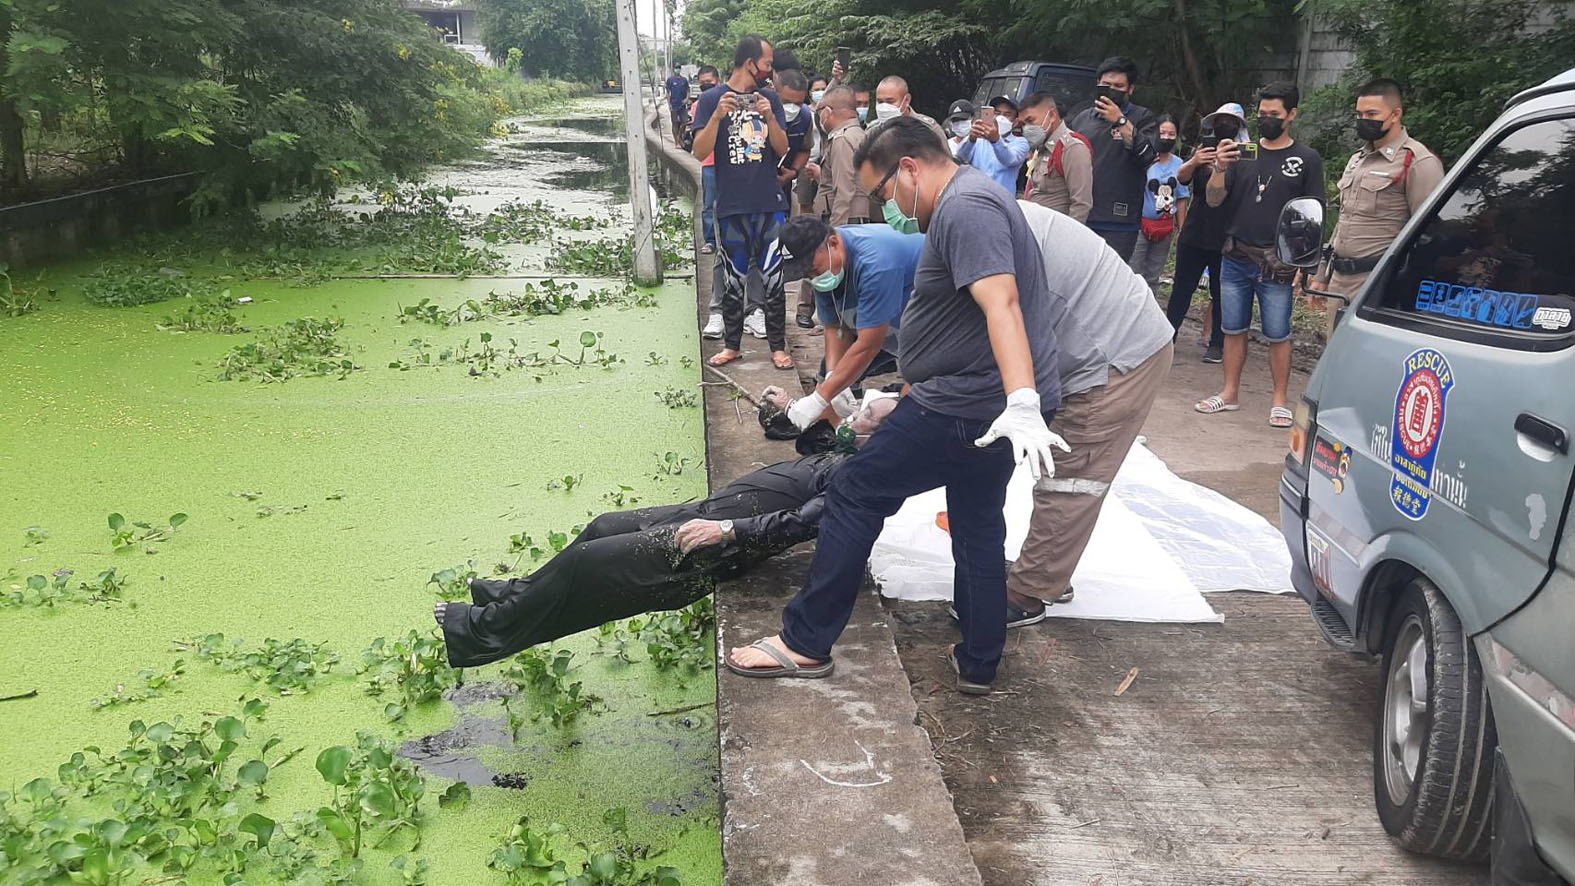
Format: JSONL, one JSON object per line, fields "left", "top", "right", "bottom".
{"left": 1389, "top": 348, "right": 1454, "bottom": 520}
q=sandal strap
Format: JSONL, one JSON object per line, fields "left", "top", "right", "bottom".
{"left": 748, "top": 638, "right": 796, "bottom": 672}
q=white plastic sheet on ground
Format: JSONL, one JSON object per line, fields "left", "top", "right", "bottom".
{"left": 868, "top": 439, "right": 1295, "bottom": 624}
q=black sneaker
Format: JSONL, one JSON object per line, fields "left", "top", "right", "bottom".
{"left": 947, "top": 599, "right": 1047, "bottom": 629}
{"left": 1203, "top": 345, "right": 1223, "bottom": 364}
{"left": 795, "top": 311, "right": 816, "bottom": 329}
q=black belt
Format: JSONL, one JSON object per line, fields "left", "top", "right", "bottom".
{"left": 1331, "top": 253, "right": 1382, "bottom": 275}
{"left": 846, "top": 216, "right": 872, "bottom": 225}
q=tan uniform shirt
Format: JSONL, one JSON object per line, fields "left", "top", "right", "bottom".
{"left": 868, "top": 110, "right": 949, "bottom": 148}
{"left": 1327, "top": 128, "right": 1444, "bottom": 296}
{"left": 1024, "top": 121, "right": 1093, "bottom": 223}
{"left": 816, "top": 119, "right": 873, "bottom": 226}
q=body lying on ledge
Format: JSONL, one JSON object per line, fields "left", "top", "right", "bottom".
{"left": 435, "top": 397, "right": 897, "bottom": 668}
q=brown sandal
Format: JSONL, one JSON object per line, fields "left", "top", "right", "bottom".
{"left": 708, "top": 349, "right": 742, "bottom": 367}
{"left": 771, "top": 351, "right": 795, "bottom": 370}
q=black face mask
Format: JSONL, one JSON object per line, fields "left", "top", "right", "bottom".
{"left": 699, "top": 82, "right": 717, "bottom": 92}
{"left": 1257, "top": 115, "right": 1285, "bottom": 140}
{"left": 1354, "top": 118, "right": 1389, "bottom": 143}
{"left": 1156, "top": 137, "right": 1177, "bottom": 153}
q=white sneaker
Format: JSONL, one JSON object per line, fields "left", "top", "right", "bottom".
{"left": 702, "top": 313, "right": 724, "bottom": 339}
{"left": 744, "top": 309, "right": 767, "bottom": 339}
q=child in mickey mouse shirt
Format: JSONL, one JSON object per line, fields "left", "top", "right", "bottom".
{"left": 1128, "top": 114, "right": 1189, "bottom": 291}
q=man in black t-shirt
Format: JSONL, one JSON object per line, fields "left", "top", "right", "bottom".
{"left": 692, "top": 36, "right": 794, "bottom": 369}
{"left": 1197, "top": 82, "right": 1323, "bottom": 428}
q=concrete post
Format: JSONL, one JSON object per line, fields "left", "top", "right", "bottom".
{"left": 616, "top": 0, "right": 662, "bottom": 286}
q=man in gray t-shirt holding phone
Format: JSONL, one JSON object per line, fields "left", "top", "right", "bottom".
{"left": 724, "top": 117, "right": 1066, "bottom": 695}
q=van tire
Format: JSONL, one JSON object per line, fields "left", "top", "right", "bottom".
{"left": 1372, "top": 577, "right": 1496, "bottom": 861}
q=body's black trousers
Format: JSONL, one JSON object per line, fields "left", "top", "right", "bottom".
{"left": 441, "top": 491, "right": 801, "bottom": 668}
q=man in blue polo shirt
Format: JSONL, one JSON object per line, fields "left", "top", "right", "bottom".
{"left": 770, "top": 218, "right": 923, "bottom": 429}
{"left": 665, "top": 64, "right": 689, "bottom": 143}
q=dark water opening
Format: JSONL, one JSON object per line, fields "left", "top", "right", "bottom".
{"left": 505, "top": 137, "right": 680, "bottom": 201}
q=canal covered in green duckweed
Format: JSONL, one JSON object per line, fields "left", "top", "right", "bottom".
{"left": 0, "top": 96, "right": 720, "bottom": 885}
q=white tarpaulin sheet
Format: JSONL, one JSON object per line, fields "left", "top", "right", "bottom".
{"left": 868, "top": 439, "right": 1295, "bottom": 624}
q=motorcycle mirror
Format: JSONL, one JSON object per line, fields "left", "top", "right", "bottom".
{"left": 1276, "top": 197, "right": 1325, "bottom": 268}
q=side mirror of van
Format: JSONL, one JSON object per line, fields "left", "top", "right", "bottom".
{"left": 1276, "top": 197, "right": 1325, "bottom": 268}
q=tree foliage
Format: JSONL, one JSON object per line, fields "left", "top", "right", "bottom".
{"left": 684, "top": 0, "right": 1302, "bottom": 121}
{"left": 1302, "top": 0, "right": 1575, "bottom": 164}
{"left": 0, "top": 0, "right": 544, "bottom": 205}
{"left": 475, "top": 0, "right": 617, "bottom": 83}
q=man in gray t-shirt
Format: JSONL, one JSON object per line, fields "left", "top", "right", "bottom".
{"left": 724, "top": 118, "right": 1066, "bottom": 694}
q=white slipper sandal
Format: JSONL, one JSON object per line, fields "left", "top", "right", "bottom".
{"left": 1195, "top": 395, "right": 1240, "bottom": 414}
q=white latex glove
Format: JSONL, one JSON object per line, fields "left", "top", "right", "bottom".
{"left": 829, "top": 388, "right": 860, "bottom": 419}
{"left": 786, "top": 392, "right": 830, "bottom": 430}
{"left": 973, "top": 388, "right": 1071, "bottom": 481}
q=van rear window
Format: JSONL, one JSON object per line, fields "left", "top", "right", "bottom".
{"left": 1369, "top": 116, "right": 1575, "bottom": 348}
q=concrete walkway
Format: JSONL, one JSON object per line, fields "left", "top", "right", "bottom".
{"left": 645, "top": 106, "right": 984, "bottom": 886}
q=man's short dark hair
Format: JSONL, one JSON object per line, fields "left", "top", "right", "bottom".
{"left": 849, "top": 82, "right": 870, "bottom": 95}
{"left": 697, "top": 65, "right": 719, "bottom": 79}
{"left": 733, "top": 35, "right": 767, "bottom": 70}
{"left": 822, "top": 84, "right": 858, "bottom": 113}
{"left": 1096, "top": 56, "right": 1139, "bottom": 86}
{"left": 1020, "top": 90, "right": 1064, "bottom": 118}
{"left": 1358, "top": 78, "right": 1404, "bottom": 108}
{"left": 775, "top": 68, "right": 808, "bottom": 94}
{"left": 853, "top": 116, "right": 952, "bottom": 173}
{"left": 1259, "top": 81, "right": 1300, "bottom": 111}
{"left": 774, "top": 48, "right": 801, "bottom": 71}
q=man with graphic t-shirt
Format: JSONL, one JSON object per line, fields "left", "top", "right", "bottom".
{"left": 1197, "top": 82, "right": 1323, "bottom": 429}
{"left": 692, "top": 35, "right": 795, "bottom": 371}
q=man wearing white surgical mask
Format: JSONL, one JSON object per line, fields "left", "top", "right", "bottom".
{"left": 871, "top": 75, "right": 947, "bottom": 144}
{"left": 950, "top": 95, "right": 1030, "bottom": 195}
{"left": 769, "top": 216, "right": 921, "bottom": 429}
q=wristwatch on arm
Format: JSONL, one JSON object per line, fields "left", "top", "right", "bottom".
{"left": 719, "top": 519, "right": 736, "bottom": 543}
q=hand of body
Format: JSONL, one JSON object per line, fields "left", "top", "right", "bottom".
{"left": 777, "top": 167, "right": 798, "bottom": 186}
{"left": 786, "top": 392, "right": 830, "bottom": 430}
{"left": 1179, "top": 146, "right": 1215, "bottom": 184}
{"left": 830, "top": 59, "right": 845, "bottom": 84}
{"left": 804, "top": 161, "right": 821, "bottom": 182}
{"left": 753, "top": 94, "right": 773, "bottom": 117}
{"left": 675, "top": 519, "right": 731, "bottom": 553}
{"left": 970, "top": 118, "right": 999, "bottom": 143}
{"left": 974, "top": 388, "right": 1070, "bottom": 481}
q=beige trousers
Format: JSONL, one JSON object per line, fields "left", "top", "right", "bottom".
{"left": 1007, "top": 343, "right": 1174, "bottom": 601}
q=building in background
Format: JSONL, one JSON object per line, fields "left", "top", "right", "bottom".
{"left": 402, "top": 1, "right": 493, "bottom": 66}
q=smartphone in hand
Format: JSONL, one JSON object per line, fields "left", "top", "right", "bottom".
{"left": 836, "top": 47, "right": 851, "bottom": 73}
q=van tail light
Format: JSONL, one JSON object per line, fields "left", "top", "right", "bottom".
{"left": 1288, "top": 397, "right": 1317, "bottom": 469}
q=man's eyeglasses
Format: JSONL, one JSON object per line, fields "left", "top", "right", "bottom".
{"left": 866, "top": 162, "right": 901, "bottom": 206}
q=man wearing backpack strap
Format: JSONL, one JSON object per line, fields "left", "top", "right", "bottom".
{"left": 1019, "top": 91, "right": 1093, "bottom": 223}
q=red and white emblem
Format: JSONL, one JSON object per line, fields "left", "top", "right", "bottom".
{"left": 1398, "top": 370, "right": 1442, "bottom": 459}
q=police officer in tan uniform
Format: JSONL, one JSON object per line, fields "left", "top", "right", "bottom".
{"left": 1325, "top": 79, "right": 1444, "bottom": 299}
{"left": 811, "top": 85, "right": 874, "bottom": 226}
{"left": 1017, "top": 92, "right": 1093, "bottom": 223}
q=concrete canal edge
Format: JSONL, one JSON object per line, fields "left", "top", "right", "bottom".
{"left": 645, "top": 107, "right": 984, "bottom": 886}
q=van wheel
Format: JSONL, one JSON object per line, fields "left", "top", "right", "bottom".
{"left": 1372, "top": 577, "right": 1496, "bottom": 861}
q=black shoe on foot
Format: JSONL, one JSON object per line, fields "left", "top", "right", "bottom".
{"left": 795, "top": 311, "right": 816, "bottom": 329}
{"left": 1203, "top": 345, "right": 1223, "bottom": 364}
{"left": 947, "top": 599, "right": 1047, "bottom": 629}
{"left": 947, "top": 645, "right": 993, "bottom": 696}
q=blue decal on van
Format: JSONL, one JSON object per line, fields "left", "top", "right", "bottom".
{"left": 1389, "top": 348, "right": 1454, "bottom": 520}
{"left": 1416, "top": 279, "right": 1542, "bottom": 330}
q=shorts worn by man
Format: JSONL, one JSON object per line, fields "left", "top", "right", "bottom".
{"left": 727, "top": 118, "right": 1066, "bottom": 695}
{"left": 1005, "top": 201, "right": 1175, "bottom": 621}
{"left": 435, "top": 401, "right": 897, "bottom": 668}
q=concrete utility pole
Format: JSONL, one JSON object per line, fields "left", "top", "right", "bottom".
{"left": 615, "top": 0, "right": 661, "bottom": 285}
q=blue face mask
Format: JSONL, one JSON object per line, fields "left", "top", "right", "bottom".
{"left": 856, "top": 106, "right": 869, "bottom": 123}
{"left": 809, "top": 242, "right": 844, "bottom": 292}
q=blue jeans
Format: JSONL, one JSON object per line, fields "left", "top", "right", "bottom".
{"left": 1220, "top": 254, "right": 1293, "bottom": 342}
{"left": 701, "top": 166, "right": 718, "bottom": 246}
{"left": 781, "top": 397, "right": 1048, "bottom": 684}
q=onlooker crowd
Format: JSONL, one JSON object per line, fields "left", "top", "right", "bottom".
{"left": 661, "top": 48, "right": 1441, "bottom": 694}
